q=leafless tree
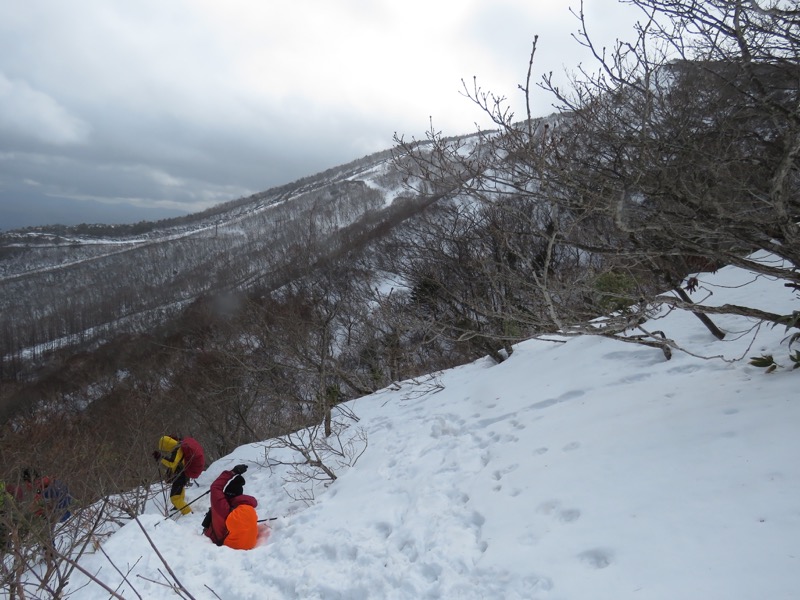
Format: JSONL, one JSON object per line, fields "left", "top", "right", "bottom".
{"left": 392, "top": 0, "right": 799, "bottom": 362}
{"left": 258, "top": 405, "right": 367, "bottom": 506}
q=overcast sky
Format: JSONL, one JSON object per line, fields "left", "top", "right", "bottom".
{"left": 0, "top": 1, "right": 641, "bottom": 230}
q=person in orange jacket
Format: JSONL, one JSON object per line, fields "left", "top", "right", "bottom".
{"left": 202, "top": 465, "right": 259, "bottom": 550}
{"left": 152, "top": 435, "right": 205, "bottom": 515}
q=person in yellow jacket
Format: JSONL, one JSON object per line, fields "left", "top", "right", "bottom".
{"left": 152, "top": 435, "right": 205, "bottom": 515}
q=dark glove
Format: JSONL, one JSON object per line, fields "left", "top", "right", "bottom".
{"left": 232, "top": 464, "right": 248, "bottom": 475}
{"left": 152, "top": 451, "right": 162, "bottom": 461}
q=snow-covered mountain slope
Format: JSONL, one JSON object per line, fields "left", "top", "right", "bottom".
{"left": 60, "top": 256, "right": 800, "bottom": 600}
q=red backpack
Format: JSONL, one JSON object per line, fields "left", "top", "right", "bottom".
{"left": 180, "top": 437, "right": 205, "bottom": 479}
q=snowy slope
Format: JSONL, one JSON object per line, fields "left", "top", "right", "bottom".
{"left": 61, "top": 256, "right": 799, "bottom": 600}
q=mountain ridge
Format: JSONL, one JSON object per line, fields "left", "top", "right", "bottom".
{"left": 0, "top": 137, "right": 449, "bottom": 371}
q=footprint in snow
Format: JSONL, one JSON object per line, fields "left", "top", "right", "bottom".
{"left": 375, "top": 522, "right": 393, "bottom": 539}
{"left": 578, "top": 548, "right": 613, "bottom": 569}
{"left": 536, "top": 500, "right": 581, "bottom": 524}
{"left": 491, "top": 464, "right": 519, "bottom": 481}
{"left": 559, "top": 508, "right": 581, "bottom": 523}
{"left": 530, "top": 389, "right": 585, "bottom": 410}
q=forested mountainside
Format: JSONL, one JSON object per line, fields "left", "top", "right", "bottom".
{"left": 0, "top": 128, "right": 496, "bottom": 499}
{"left": 0, "top": 144, "right": 441, "bottom": 379}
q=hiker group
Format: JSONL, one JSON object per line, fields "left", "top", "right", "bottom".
{"left": 153, "top": 434, "right": 262, "bottom": 550}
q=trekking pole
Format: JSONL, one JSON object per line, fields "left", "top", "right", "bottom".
{"left": 257, "top": 517, "right": 279, "bottom": 523}
{"left": 155, "top": 464, "right": 169, "bottom": 513}
{"left": 156, "top": 489, "right": 211, "bottom": 524}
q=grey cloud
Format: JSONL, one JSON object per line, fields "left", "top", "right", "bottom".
{"left": 0, "top": 95, "right": 397, "bottom": 220}
{"left": 1, "top": 1, "right": 620, "bottom": 227}
{"left": 0, "top": 73, "right": 92, "bottom": 145}
{"left": 0, "top": 2, "right": 464, "bottom": 224}
{"left": 0, "top": 187, "right": 186, "bottom": 231}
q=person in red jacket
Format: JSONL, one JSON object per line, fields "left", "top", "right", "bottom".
{"left": 203, "top": 464, "right": 259, "bottom": 550}
{"left": 5, "top": 468, "right": 71, "bottom": 523}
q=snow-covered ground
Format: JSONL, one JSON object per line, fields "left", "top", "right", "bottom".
{"left": 56, "top": 256, "right": 800, "bottom": 599}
